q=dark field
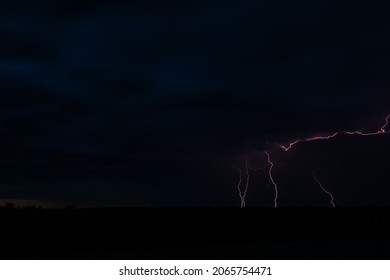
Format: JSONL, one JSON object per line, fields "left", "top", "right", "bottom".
{"left": 0, "top": 207, "right": 389, "bottom": 259}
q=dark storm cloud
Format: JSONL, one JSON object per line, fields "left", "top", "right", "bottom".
{"left": 1, "top": 0, "right": 390, "bottom": 205}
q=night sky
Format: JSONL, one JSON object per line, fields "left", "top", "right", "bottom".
{"left": 1, "top": 0, "right": 390, "bottom": 207}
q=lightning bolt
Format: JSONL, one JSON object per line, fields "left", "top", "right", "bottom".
{"left": 230, "top": 157, "right": 250, "bottom": 208}
{"left": 312, "top": 171, "right": 336, "bottom": 208}
{"left": 230, "top": 161, "right": 244, "bottom": 208}
{"left": 231, "top": 113, "right": 390, "bottom": 207}
{"left": 265, "top": 151, "right": 278, "bottom": 208}
{"left": 279, "top": 114, "right": 390, "bottom": 151}
{"left": 230, "top": 157, "right": 270, "bottom": 207}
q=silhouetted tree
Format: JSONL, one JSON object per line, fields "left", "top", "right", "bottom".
{"left": 4, "top": 202, "right": 15, "bottom": 210}
{"left": 65, "top": 204, "right": 76, "bottom": 210}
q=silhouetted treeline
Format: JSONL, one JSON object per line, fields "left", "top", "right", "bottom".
{"left": 0, "top": 203, "right": 78, "bottom": 211}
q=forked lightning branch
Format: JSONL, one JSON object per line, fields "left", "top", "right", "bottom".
{"left": 232, "top": 114, "right": 390, "bottom": 207}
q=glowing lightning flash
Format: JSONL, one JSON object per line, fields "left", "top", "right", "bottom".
{"left": 230, "top": 161, "right": 244, "bottom": 208}
{"left": 230, "top": 157, "right": 250, "bottom": 208}
{"left": 279, "top": 114, "right": 390, "bottom": 151}
{"left": 312, "top": 171, "right": 336, "bottom": 207}
{"left": 265, "top": 151, "right": 278, "bottom": 208}
{"left": 232, "top": 113, "right": 390, "bottom": 208}
{"left": 230, "top": 157, "right": 270, "bottom": 207}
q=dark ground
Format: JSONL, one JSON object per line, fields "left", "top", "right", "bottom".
{"left": 0, "top": 207, "right": 389, "bottom": 259}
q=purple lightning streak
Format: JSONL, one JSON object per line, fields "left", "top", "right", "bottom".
{"left": 265, "top": 151, "right": 279, "bottom": 208}
{"left": 231, "top": 113, "right": 389, "bottom": 207}
{"left": 230, "top": 161, "right": 244, "bottom": 208}
{"left": 230, "top": 157, "right": 250, "bottom": 208}
{"left": 312, "top": 171, "right": 336, "bottom": 208}
{"left": 279, "top": 114, "right": 390, "bottom": 151}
